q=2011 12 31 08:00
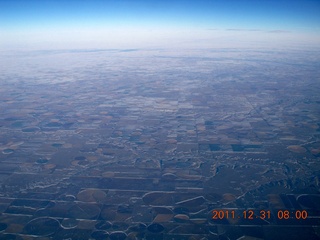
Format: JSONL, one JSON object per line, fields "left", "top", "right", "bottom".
{"left": 211, "top": 209, "right": 308, "bottom": 220}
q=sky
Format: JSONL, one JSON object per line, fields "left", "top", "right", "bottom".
{"left": 0, "top": 0, "right": 320, "bottom": 50}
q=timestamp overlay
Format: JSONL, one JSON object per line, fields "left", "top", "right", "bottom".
{"left": 210, "top": 209, "right": 314, "bottom": 225}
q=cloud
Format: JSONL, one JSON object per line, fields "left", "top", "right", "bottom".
{"left": 226, "top": 28, "right": 261, "bottom": 32}
{"left": 224, "top": 28, "right": 291, "bottom": 34}
{"left": 268, "top": 30, "right": 291, "bottom": 33}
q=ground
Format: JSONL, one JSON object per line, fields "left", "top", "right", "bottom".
{"left": 0, "top": 48, "right": 319, "bottom": 239}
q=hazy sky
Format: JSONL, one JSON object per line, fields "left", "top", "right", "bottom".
{"left": 1, "top": 0, "right": 320, "bottom": 50}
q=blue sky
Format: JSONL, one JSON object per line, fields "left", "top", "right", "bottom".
{"left": 1, "top": 0, "right": 320, "bottom": 50}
